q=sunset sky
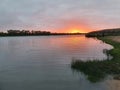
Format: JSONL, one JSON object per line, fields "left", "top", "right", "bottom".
{"left": 0, "top": 0, "right": 120, "bottom": 33}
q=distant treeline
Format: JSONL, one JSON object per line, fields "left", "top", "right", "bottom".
{"left": 86, "top": 28, "right": 120, "bottom": 37}
{"left": 0, "top": 30, "right": 51, "bottom": 36}
{"left": 0, "top": 30, "right": 84, "bottom": 36}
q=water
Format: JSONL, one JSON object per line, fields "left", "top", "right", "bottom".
{"left": 0, "top": 35, "right": 118, "bottom": 90}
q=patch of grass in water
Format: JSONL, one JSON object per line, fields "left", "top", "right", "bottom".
{"left": 71, "top": 37, "right": 120, "bottom": 83}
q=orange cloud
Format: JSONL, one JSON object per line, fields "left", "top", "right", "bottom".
{"left": 52, "top": 19, "right": 92, "bottom": 33}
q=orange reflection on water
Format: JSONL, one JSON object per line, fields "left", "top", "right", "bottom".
{"left": 16, "top": 35, "right": 113, "bottom": 61}
{"left": 48, "top": 35, "right": 89, "bottom": 53}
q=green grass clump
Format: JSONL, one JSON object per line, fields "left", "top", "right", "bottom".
{"left": 71, "top": 37, "right": 120, "bottom": 83}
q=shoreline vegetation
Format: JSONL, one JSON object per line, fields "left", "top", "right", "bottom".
{"left": 85, "top": 28, "right": 120, "bottom": 37}
{"left": 0, "top": 30, "right": 85, "bottom": 36}
{"left": 71, "top": 28, "right": 120, "bottom": 83}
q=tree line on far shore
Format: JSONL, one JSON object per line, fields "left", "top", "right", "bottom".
{"left": 0, "top": 30, "right": 51, "bottom": 36}
{"left": 0, "top": 30, "right": 84, "bottom": 36}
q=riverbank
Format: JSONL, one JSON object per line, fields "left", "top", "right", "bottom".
{"left": 71, "top": 36, "right": 120, "bottom": 82}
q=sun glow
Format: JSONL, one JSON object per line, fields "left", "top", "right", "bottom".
{"left": 70, "top": 29, "right": 81, "bottom": 33}
{"left": 69, "top": 28, "right": 85, "bottom": 33}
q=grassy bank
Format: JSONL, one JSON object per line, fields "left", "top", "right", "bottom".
{"left": 71, "top": 36, "right": 120, "bottom": 82}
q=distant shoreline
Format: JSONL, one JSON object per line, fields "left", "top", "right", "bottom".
{"left": 0, "top": 34, "right": 85, "bottom": 37}
{"left": 0, "top": 30, "right": 86, "bottom": 37}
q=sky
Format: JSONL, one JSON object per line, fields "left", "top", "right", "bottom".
{"left": 0, "top": 0, "right": 120, "bottom": 33}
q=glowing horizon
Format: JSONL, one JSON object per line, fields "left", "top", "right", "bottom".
{"left": 0, "top": 0, "right": 120, "bottom": 33}
{"left": 53, "top": 28, "right": 90, "bottom": 33}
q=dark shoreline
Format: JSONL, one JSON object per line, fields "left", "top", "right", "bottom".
{"left": 0, "top": 34, "right": 85, "bottom": 37}
{"left": 85, "top": 28, "right": 120, "bottom": 37}
{"left": 0, "top": 30, "right": 86, "bottom": 37}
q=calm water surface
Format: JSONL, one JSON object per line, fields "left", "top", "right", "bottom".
{"left": 0, "top": 35, "right": 119, "bottom": 90}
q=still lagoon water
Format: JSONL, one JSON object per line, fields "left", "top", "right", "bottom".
{"left": 0, "top": 35, "right": 119, "bottom": 90}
